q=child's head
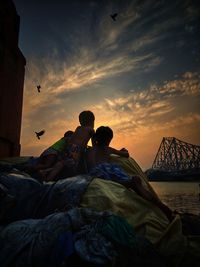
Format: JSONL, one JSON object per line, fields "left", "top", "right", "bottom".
{"left": 94, "top": 126, "right": 113, "bottom": 146}
{"left": 63, "top": 130, "right": 74, "bottom": 142}
{"left": 79, "top": 111, "right": 95, "bottom": 127}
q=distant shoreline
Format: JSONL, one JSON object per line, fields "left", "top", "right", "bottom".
{"left": 145, "top": 169, "right": 200, "bottom": 182}
{"left": 148, "top": 179, "right": 200, "bottom": 182}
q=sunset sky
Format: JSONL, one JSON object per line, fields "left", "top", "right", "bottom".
{"left": 14, "top": 0, "right": 200, "bottom": 170}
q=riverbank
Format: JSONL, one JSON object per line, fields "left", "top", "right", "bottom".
{"left": 145, "top": 169, "right": 200, "bottom": 182}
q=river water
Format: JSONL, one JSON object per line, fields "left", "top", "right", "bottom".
{"left": 150, "top": 182, "right": 200, "bottom": 215}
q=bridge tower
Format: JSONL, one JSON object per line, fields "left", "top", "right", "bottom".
{"left": 152, "top": 137, "right": 200, "bottom": 171}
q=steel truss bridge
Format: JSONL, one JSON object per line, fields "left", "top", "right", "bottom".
{"left": 152, "top": 137, "right": 200, "bottom": 171}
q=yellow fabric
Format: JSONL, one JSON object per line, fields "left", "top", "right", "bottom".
{"left": 110, "top": 155, "right": 158, "bottom": 197}
{"left": 81, "top": 156, "right": 200, "bottom": 266}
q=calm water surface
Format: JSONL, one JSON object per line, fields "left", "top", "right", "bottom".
{"left": 150, "top": 182, "right": 200, "bottom": 215}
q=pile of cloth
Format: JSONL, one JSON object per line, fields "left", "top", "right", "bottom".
{"left": 0, "top": 156, "right": 200, "bottom": 267}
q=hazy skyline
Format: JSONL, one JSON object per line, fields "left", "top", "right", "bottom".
{"left": 14, "top": 0, "right": 200, "bottom": 170}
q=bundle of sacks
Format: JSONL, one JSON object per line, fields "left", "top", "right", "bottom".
{"left": 0, "top": 156, "right": 199, "bottom": 267}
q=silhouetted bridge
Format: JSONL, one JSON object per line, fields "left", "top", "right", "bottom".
{"left": 146, "top": 137, "right": 200, "bottom": 181}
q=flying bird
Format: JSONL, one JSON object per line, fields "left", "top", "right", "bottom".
{"left": 110, "top": 13, "right": 118, "bottom": 21}
{"left": 35, "top": 130, "right": 45, "bottom": 139}
{"left": 37, "top": 85, "right": 41, "bottom": 93}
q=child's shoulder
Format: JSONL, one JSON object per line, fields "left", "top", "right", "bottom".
{"left": 75, "top": 125, "right": 94, "bottom": 133}
{"left": 87, "top": 126, "right": 95, "bottom": 135}
{"left": 81, "top": 125, "right": 94, "bottom": 132}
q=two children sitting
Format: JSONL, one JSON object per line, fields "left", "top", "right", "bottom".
{"left": 27, "top": 110, "right": 172, "bottom": 220}
{"left": 34, "top": 110, "right": 129, "bottom": 181}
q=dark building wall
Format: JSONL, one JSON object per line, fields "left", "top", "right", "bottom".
{"left": 0, "top": 0, "right": 26, "bottom": 157}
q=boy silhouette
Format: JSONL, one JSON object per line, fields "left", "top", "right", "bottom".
{"left": 45, "top": 111, "right": 95, "bottom": 181}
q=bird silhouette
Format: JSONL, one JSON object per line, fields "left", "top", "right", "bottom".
{"left": 35, "top": 130, "right": 45, "bottom": 139}
{"left": 37, "top": 85, "right": 41, "bottom": 93}
{"left": 110, "top": 13, "right": 118, "bottom": 21}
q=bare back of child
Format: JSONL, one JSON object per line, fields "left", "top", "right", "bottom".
{"left": 87, "top": 126, "right": 129, "bottom": 171}
{"left": 45, "top": 111, "right": 95, "bottom": 181}
{"left": 68, "top": 125, "right": 94, "bottom": 164}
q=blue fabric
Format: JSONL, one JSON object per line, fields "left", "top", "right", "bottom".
{"left": 89, "top": 163, "right": 131, "bottom": 182}
{"left": 0, "top": 208, "right": 114, "bottom": 267}
{"left": 26, "top": 156, "right": 40, "bottom": 166}
{"left": 0, "top": 172, "right": 93, "bottom": 224}
{"left": 51, "top": 231, "right": 74, "bottom": 266}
